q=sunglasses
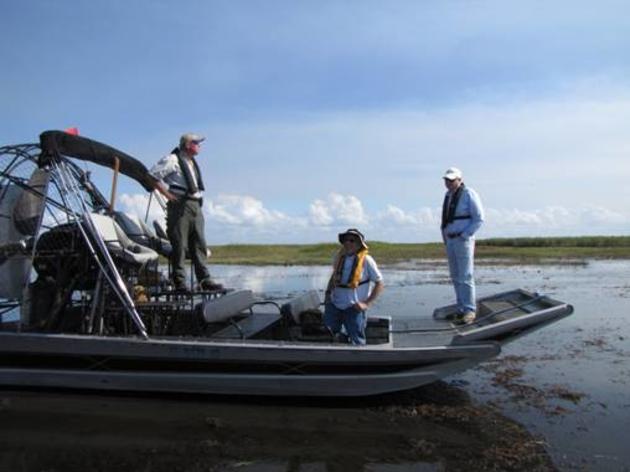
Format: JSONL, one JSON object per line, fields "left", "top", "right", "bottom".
{"left": 343, "top": 237, "right": 360, "bottom": 243}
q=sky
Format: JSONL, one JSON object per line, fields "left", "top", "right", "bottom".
{"left": 2, "top": 0, "right": 630, "bottom": 243}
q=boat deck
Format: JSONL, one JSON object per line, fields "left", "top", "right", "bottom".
{"left": 390, "top": 318, "right": 457, "bottom": 348}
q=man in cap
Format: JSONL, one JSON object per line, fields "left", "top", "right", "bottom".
{"left": 324, "top": 228, "right": 384, "bottom": 345}
{"left": 150, "top": 133, "right": 223, "bottom": 293}
{"left": 441, "top": 167, "right": 484, "bottom": 323}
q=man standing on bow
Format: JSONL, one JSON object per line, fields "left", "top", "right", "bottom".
{"left": 150, "top": 133, "right": 223, "bottom": 293}
{"left": 324, "top": 228, "right": 384, "bottom": 345}
{"left": 441, "top": 167, "right": 484, "bottom": 324}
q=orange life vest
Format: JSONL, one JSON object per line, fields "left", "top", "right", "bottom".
{"left": 331, "top": 248, "right": 369, "bottom": 288}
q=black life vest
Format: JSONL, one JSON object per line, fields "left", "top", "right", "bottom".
{"left": 441, "top": 184, "right": 471, "bottom": 229}
{"left": 171, "top": 147, "right": 205, "bottom": 195}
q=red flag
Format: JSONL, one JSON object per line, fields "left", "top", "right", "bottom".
{"left": 64, "top": 127, "right": 80, "bottom": 135}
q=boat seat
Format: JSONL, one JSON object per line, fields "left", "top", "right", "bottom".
{"left": 153, "top": 220, "right": 168, "bottom": 240}
{"left": 203, "top": 290, "right": 282, "bottom": 339}
{"left": 113, "top": 211, "right": 172, "bottom": 258}
{"left": 211, "top": 312, "right": 282, "bottom": 340}
{"left": 280, "top": 290, "right": 321, "bottom": 324}
{"left": 202, "top": 290, "right": 256, "bottom": 323}
{"left": 90, "top": 213, "right": 159, "bottom": 267}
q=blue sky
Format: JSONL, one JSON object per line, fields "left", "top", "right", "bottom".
{"left": 2, "top": 0, "right": 630, "bottom": 243}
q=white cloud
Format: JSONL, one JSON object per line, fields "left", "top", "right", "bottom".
{"left": 308, "top": 193, "right": 367, "bottom": 226}
{"left": 118, "top": 189, "right": 629, "bottom": 243}
{"left": 482, "top": 206, "right": 630, "bottom": 239}
{"left": 206, "top": 194, "right": 295, "bottom": 227}
{"left": 377, "top": 205, "right": 439, "bottom": 227}
{"left": 485, "top": 206, "right": 629, "bottom": 230}
{"left": 580, "top": 206, "right": 628, "bottom": 226}
{"left": 380, "top": 205, "right": 417, "bottom": 225}
{"left": 118, "top": 193, "right": 166, "bottom": 228}
{"left": 374, "top": 203, "right": 630, "bottom": 241}
{"left": 309, "top": 199, "right": 333, "bottom": 226}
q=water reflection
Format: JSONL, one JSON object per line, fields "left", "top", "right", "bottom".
{"left": 211, "top": 264, "right": 453, "bottom": 298}
{"left": 215, "top": 265, "right": 332, "bottom": 297}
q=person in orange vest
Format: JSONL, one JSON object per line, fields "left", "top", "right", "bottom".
{"left": 324, "top": 228, "right": 384, "bottom": 345}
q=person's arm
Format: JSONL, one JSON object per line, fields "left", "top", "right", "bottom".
{"left": 324, "top": 275, "right": 335, "bottom": 303}
{"left": 355, "top": 280, "right": 384, "bottom": 311}
{"left": 461, "top": 188, "right": 484, "bottom": 238}
{"left": 154, "top": 180, "right": 177, "bottom": 202}
{"left": 324, "top": 252, "right": 341, "bottom": 303}
{"left": 355, "top": 256, "right": 384, "bottom": 311}
{"left": 150, "top": 155, "right": 178, "bottom": 202}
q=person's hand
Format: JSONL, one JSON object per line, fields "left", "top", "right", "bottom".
{"left": 355, "top": 301, "right": 369, "bottom": 311}
{"left": 164, "top": 190, "right": 178, "bottom": 202}
{"left": 154, "top": 182, "right": 178, "bottom": 202}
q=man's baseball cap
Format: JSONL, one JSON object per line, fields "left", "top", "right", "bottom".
{"left": 443, "top": 167, "right": 463, "bottom": 181}
{"left": 180, "top": 133, "right": 205, "bottom": 147}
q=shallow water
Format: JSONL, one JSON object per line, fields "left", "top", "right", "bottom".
{"left": 1, "top": 260, "right": 629, "bottom": 471}
{"left": 210, "top": 260, "right": 630, "bottom": 471}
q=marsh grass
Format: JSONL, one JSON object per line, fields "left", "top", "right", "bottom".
{"left": 208, "top": 236, "right": 630, "bottom": 265}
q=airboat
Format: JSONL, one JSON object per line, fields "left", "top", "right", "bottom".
{"left": 0, "top": 131, "right": 573, "bottom": 397}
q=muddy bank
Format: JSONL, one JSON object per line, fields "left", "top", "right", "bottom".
{"left": 0, "top": 382, "right": 555, "bottom": 472}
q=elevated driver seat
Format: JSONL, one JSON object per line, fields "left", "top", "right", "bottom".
{"left": 90, "top": 213, "right": 159, "bottom": 267}
{"left": 112, "top": 211, "right": 172, "bottom": 258}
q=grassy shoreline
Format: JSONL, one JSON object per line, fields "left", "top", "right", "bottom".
{"left": 208, "top": 236, "right": 630, "bottom": 266}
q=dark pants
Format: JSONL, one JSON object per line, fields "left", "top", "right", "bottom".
{"left": 166, "top": 199, "right": 210, "bottom": 286}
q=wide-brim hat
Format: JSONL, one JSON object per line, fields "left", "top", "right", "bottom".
{"left": 338, "top": 228, "right": 368, "bottom": 249}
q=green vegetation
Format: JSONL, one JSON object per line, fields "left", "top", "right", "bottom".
{"left": 479, "top": 236, "right": 630, "bottom": 248}
{"left": 208, "top": 236, "right": 630, "bottom": 266}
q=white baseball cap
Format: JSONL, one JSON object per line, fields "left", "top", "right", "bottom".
{"left": 443, "top": 167, "right": 463, "bottom": 180}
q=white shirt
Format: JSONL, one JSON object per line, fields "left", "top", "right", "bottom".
{"left": 331, "top": 254, "right": 383, "bottom": 310}
{"left": 150, "top": 153, "right": 203, "bottom": 200}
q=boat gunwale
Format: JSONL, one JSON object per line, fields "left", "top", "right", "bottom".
{"left": 451, "top": 303, "right": 574, "bottom": 344}
{"left": 0, "top": 330, "right": 500, "bottom": 365}
{"left": 0, "top": 354, "right": 496, "bottom": 397}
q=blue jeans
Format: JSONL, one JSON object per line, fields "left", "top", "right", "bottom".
{"left": 445, "top": 236, "right": 476, "bottom": 313}
{"left": 324, "top": 303, "right": 367, "bottom": 345}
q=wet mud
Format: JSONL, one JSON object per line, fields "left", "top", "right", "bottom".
{"left": 477, "top": 355, "right": 588, "bottom": 416}
{"left": 0, "top": 382, "right": 556, "bottom": 472}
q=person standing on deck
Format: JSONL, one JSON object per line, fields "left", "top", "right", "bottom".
{"left": 324, "top": 228, "right": 384, "bottom": 345}
{"left": 150, "top": 133, "right": 223, "bottom": 293}
{"left": 441, "top": 167, "right": 484, "bottom": 324}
